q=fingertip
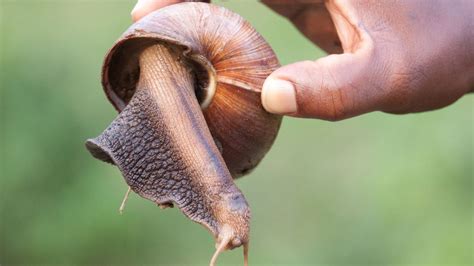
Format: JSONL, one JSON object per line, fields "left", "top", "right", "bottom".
{"left": 131, "top": 0, "right": 182, "bottom": 22}
{"left": 261, "top": 78, "right": 297, "bottom": 115}
{"left": 131, "top": 0, "right": 148, "bottom": 22}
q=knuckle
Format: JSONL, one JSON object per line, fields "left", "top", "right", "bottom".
{"left": 315, "top": 66, "right": 351, "bottom": 121}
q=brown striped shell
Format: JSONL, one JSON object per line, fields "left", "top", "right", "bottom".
{"left": 102, "top": 2, "right": 282, "bottom": 178}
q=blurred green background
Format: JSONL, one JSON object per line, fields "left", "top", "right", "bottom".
{"left": 1, "top": 1, "right": 472, "bottom": 265}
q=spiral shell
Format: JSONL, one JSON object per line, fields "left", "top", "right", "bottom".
{"left": 102, "top": 3, "right": 282, "bottom": 178}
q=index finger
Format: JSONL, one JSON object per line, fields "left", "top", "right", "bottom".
{"left": 131, "top": 0, "right": 184, "bottom": 22}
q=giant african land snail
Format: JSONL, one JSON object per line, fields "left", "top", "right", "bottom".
{"left": 86, "top": 2, "right": 281, "bottom": 265}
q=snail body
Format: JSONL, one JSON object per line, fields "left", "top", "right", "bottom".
{"left": 86, "top": 3, "right": 281, "bottom": 265}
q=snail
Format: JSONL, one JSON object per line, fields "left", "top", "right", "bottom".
{"left": 85, "top": 2, "right": 281, "bottom": 265}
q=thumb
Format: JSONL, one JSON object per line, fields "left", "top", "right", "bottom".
{"left": 261, "top": 50, "right": 387, "bottom": 121}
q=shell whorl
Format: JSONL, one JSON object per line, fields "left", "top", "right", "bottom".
{"left": 102, "top": 2, "right": 282, "bottom": 178}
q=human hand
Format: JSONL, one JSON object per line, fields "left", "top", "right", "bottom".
{"left": 261, "top": 0, "right": 474, "bottom": 120}
{"left": 132, "top": 0, "right": 474, "bottom": 121}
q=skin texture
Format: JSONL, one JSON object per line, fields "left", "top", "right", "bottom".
{"left": 132, "top": 0, "right": 474, "bottom": 120}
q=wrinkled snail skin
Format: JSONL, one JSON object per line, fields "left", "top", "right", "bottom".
{"left": 86, "top": 44, "right": 250, "bottom": 249}
{"left": 85, "top": 2, "right": 281, "bottom": 264}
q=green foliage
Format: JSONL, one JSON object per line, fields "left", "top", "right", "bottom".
{"left": 1, "top": 1, "right": 472, "bottom": 265}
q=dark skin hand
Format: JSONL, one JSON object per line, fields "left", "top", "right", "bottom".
{"left": 132, "top": 0, "right": 474, "bottom": 121}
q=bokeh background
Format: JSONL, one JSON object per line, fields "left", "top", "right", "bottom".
{"left": 1, "top": 1, "right": 472, "bottom": 265}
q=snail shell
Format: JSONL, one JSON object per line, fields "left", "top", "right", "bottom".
{"left": 102, "top": 3, "right": 281, "bottom": 178}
